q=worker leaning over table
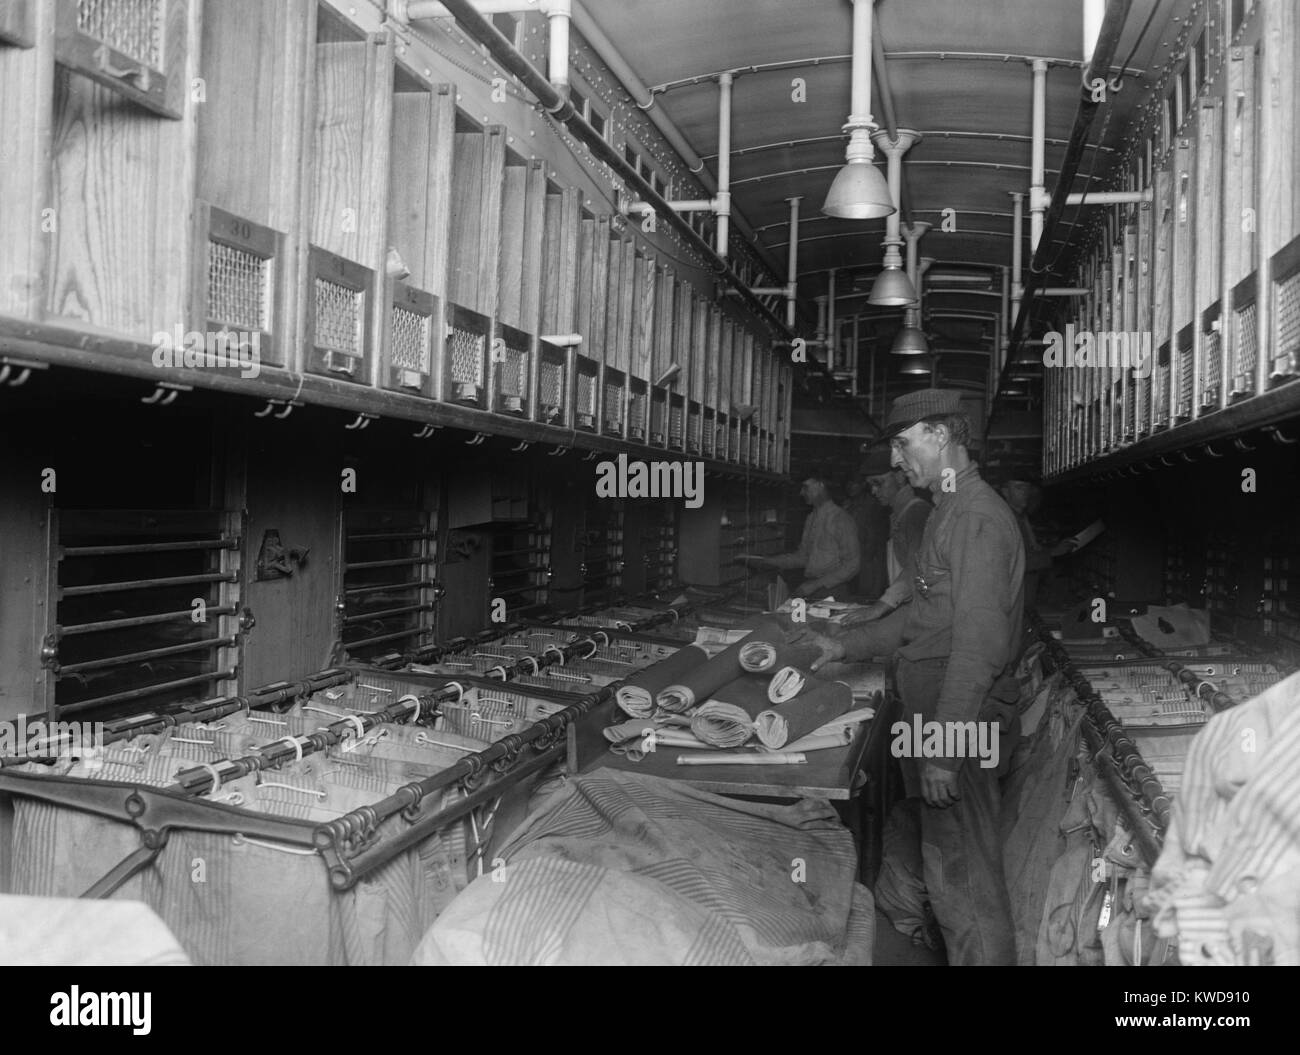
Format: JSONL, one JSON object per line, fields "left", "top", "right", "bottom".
{"left": 804, "top": 388, "right": 1026, "bottom": 966}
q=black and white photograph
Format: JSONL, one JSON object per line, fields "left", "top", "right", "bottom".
{"left": 0, "top": 0, "right": 1296, "bottom": 1001}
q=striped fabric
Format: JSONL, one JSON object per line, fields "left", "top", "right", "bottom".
{"left": 414, "top": 769, "right": 873, "bottom": 965}
{"left": 1148, "top": 669, "right": 1300, "bottom": 965}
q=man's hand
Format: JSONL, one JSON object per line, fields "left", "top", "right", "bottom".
{"left": 802, "top": 632, "right": 845, "bottom": 672}
{"left": 841, "top": 601, "right": 891, "bottom": 627}
{"left": 736, "top": 554, "right": 775, "bottom": 569}
{"left": 920, "top": 761, "right": 961, "bottom": 808}
{"left": 1049, "top": 539, "right": 1077, "bottom": 558}
{"left": 792, "top": 580, "right": 819, "bottom": 598}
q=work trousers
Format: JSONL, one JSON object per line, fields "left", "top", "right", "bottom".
{"left": 896, "top": 656, "right": 1018, "bottom": 966}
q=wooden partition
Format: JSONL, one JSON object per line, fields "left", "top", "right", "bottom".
{"left": 38, "top": 0, "right": 198, "bottom": 343}
{"left": 305, "top": 12, "right": 392, "bottom": 383}
{"left": 385, "top": 70, "right": 454, "bottom": 397}
{"left": 537, "top": 183, "right": 580, "bottom": 427}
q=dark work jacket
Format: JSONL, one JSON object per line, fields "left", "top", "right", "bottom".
{"left": 841, "top": 464, "right": 1025, "bottom": 726}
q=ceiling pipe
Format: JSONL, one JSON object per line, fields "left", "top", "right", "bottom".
{"left": 428, "top": 0, "right": 793, "bottom": 339}
{"left": 785, "top": 197, "right": 802, "bottom": 329}
{"left": 1064, "top": 189, "right": 1152, "bottom": 205}
{"left": 715, "top": 73, "right": 733, "bottom": 259}
{"left": 823, "top": 0, "right": 895, "bottom": 219}
{"left": 1006, "top": 0, "right": 1133, "bottom": 356}
{"left": 892, "top": 222, "right": 930, "bottom": 355}
{"left": 1009, "top": 191, "right": 1024, "bottom": 327}
{"left": 868, "top": 129, "right": 920, "bottom": 305}
{"left": 827, "top": 268, "right": 837, "bottom": 368}
{"left": 1029, "top": 58, "right": 1049, "bottom": 253}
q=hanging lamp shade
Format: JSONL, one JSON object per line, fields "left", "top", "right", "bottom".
{"left": 868, "top": 266, "right": 915, "bottom": 306}
{"left": 891, "top": 316, "right": 929, "bottom": 355}
{"left": 899, "top": 357, "right": 931, "bottom": 375}
{"left": 822, "top": 159, "right": 896, "bottom": 220}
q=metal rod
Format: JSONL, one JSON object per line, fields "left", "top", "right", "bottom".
{"left": 1030, "top": 58, "right": 1048, "bottom": 252}
{"left": 786, "top": 196, "right": 801, "bottom": 328}
{"left": 344, "top": 581, "right": 435, "bottom": 598}
{"left": 60, "top": 572, "right": 235, "bottom": 598}
{"left": 342, "top": 603, "right": 434, "bottom": 624}
{"left": 56, "top": 670, "right": 237, "bottom": 716}
{"left": 59, "top": 606, "right": 238, "bottom": 636}
{"left": 343, "top": 557, "right": 436, "bottom": 572}
{"left": 58, "top": 637, "right": 236, "bottom": 675}
{"left": 60, "top": 539, "right": 235, "bottom": 558}
{"left": 343, "top": 627, "right": 431, "bottom": 650}
{"left": 346, "top": 531, "right": 437, "bottom": 543}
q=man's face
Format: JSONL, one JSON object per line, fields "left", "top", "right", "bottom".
{"left": 1003, "top": 481, "right": 1031, "bottom": 513}
{"left": 867, "top": 473, "right": 898, "bottom": 503}
{"left": 799, "top": 479, "right": 824, "bottom": 505}
{"left": 889, "top": 422, "right": 945, "bottom": 490}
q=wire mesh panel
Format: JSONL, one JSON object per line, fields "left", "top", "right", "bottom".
{"left": 575, "top": 359, "right": 598, "bottom": 429}
{"left": 1175, "top": 326, "right": 1194, "bottom": 420}
{"left": 1270, "top": 238, "right": 1300, "bottom": 381}
{"left": 388, "top": 282, "right": 437, "bottom": 395}
{"left": 650, "top": 388, "right": 667, "bottom": 445}
{"left": 56, "top": 0, "right": 182, "bottom": 116}
{"left": 537, "top": 341, "right": 567, "bottom": 426}
{"left": 715, "top": 412, "right": 728, "bottom": 460}
{"left": 1229, "top": 285, "right": 1258, "bottom": 397}
{"left": 702, "top": 408, "right": 715, "bottom": 458}
{"left": 1152, "top": 342, "right": 1170, "bottom": 428}
{"left": 77, "top": 0, "right": 162, "bottom": 66}
{"left": 687, "top": 403, "right": 700, "bottom": 455}
{"left": 308, "top": 248, "right": 372, "bottom": 380}
{"left": 209, "top": 243, "right": 269, "bottom": 333}
{"left": 628, "top": 383, "right": 647, "bottom": 441}
{"left": 198, "top": 204, "right": 281, "bottom": 366}
{"left": 668, "top": 399, "right": 684, "bottom": 450}
{"left": 444, "top": 305, "right": 489, "bottom": 406}
{"left": 493, "top": 323, "right": 531, "bottom": 415}
{"left": 1200, "top": 304, "right": 1222, "bottom": 410}
{"left": 603, "top": 372, "right": 626, "bottom": 435}
{"left": 729, "top": 418, "right": 741, "bottom": 463}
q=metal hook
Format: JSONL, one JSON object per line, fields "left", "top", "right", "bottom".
{"left": 1233, "top": 436, "right": 1255, "bottom": 452}
{"left": 0, "top": 364, "right": 9, "bottom": 384}
{"left": 1265, "top": 425, "right": 1298, "bottom": 445}
{"left": 1160, "top": 455, "right": 1177, "bottom": 466}
{"left": 1202, "top": 442, "right": 1223, "bottom": 458}
{"left": 6, "top": 367, "right": 31, "bottom": 387}
{"left": 510, "top": 440, "right": 530, "bottom": 451}
{"left": 254, "top": 401, "right": 275, "bottom": 418}
{"left": 1127, "top": 465, "right": 1143, "bottom": 476}
{"left": 413, "top": 424, "right": 438, "bottom": 438}
{"left": 344, "top": 413, "right": 374, "bottom": 431}
{"left": 583, "top": 449, "right": 600, "bottom": 461}
{"left": 547, "top": 445, "right": 568, "bottom": 457}
{"left": 274, "top": 402, "right": 297, "bottom": 419}
{"left": 464, "top": 432, "right": 487, "bottom": 445}
{"left": 1180, "top": 450, "right": 1197, "bottom": 464}
{"left": 141, "top": 383, "right": 185, "bottom": 406}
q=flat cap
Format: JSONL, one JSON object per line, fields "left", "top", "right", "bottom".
{"left": 880, "top": 388, "right": 965, "bottom": 438}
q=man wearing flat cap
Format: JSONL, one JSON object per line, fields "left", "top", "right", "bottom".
{"left": 808, "top": 388, "right": 1025, "bottom": 965}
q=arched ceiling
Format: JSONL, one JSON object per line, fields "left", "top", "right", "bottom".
{"left": 580, "top": 0, "right": 1190, "bottom": 401}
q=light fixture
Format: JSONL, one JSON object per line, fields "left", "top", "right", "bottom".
{"left": 900, "top": 357, "right": 931, "bottom": 375}
{"left": 892, "top": 320, "right": 929, "bottom": 355}
{"left": 868, "top": 128, "right": 920, "bottom": 305}
{"left": 891, "top": 234, "right": 931, "bottom": 355}
{"left": 822, "top": 0, "right": 896, "bottom": 220}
